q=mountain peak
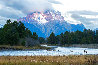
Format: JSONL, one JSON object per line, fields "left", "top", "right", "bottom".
{"left": 17, "top": 10, "right": 86, "bottom": 37}
{"left": 18, "top": 10, "right": 65, "bottom": 24}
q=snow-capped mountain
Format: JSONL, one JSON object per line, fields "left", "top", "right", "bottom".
{"left": 18, "top": 10, "right": 64, "bottom": 24}
{"left": 17, "top": 10, "right": 86, "bottom": 37}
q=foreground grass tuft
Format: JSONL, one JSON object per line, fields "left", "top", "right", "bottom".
{"left": 0, "top": 55, "right": 98, "bottom": 65}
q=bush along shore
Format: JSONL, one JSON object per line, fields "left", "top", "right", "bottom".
{"left": 0, "top": 55, "right": 97, "bottom": 65}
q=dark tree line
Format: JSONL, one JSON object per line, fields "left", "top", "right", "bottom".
{"left": 47, "top": 29, "right": 98, "bottom": 45}
{"left": 0, "top": 20, "right": 38, "bottom": 46}
{"left": 0, "top": 19, "right": 98, "bottom": 46}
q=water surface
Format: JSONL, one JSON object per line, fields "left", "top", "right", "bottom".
{"left": 0, "top": 46, "right": 98, "bottom": 56}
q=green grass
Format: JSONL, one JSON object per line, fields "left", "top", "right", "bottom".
{"left": 0, "top": 55, "right": 97, "bottom": 65}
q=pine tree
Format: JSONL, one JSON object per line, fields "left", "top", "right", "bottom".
{"left": 38, "top": 37, "right": 45, "bottom": 44}
{"left": 32, "top": 32, "right": 38, "bottom": 40}
{"left": 47, "top": 32, "right": 56, "bottom": 44}
{"left": 60, "top": 33, "right": 65, "bottom": 45}
{"left": 95, "top": 30, "right": 98, "bottom": 43}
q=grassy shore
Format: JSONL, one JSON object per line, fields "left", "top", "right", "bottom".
{"left": 45, "top": 44, "right": 98, "bottom": 49}
{"left": 63, "top": 44, "right": 98, "bottom": 49}
{"left": 0, "top": 45, "right": 51, "bottom": 50}
{"left": 0, "top": 55, "right": 97, "bottom": 65}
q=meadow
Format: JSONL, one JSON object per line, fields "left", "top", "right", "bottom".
{"left": 0, "top": 55, "right": 97, "bottom": 65}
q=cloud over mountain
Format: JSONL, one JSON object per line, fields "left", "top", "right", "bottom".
{"left": 67, "top": 10, "right": 98, "bottom": 30}
{"left": 0, "top": 0, "right": 61, "bottom": 19}
{"left": 0, "top": 0, "right": 61, "bottom": 25}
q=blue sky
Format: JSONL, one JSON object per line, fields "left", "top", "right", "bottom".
{"left": 0, "top": 0, "right": 98, "bottom": 30}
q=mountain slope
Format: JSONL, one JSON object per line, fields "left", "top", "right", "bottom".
{"left": 17, "top": 10, "right": 85, "bottom": 37}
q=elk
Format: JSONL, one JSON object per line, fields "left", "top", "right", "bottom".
{"left": 84, "top": 50, "right": 87, "bottom": 53}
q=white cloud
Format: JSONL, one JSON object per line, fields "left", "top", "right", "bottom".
{"left": 53, "top": 0, "right": 98, "bottom": 12}
{"left": 0, "top": 0, "right": 56, "bottom": 14}
{"left": 0, "top": 0, "right": 61, "bottom": 18}
{"left": 80, "top": 15, "right": 98, "bottom": 18}
{"left": 52, "top": 0, "right": 98, "bottom": 30}
{"left": 0, "top": 16, "right": 16, "bottom": 28}
{"left": 0, "top": 4, "right": 26, "bottom": 19}
{"left": 0, "top": 4, "right": 2, "bottom": 9}
{"left": 64, "top": 13, "right": 81, "bottom": 24}
{"left": 0, "top": 0, "right": 60, "bottom": 19}
{"left": 66, "top": 11, "right": 98, "bottom": 30}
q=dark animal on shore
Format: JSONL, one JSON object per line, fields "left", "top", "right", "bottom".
{"left": 70, "top": 50, "right": 73, "bottom": 52}
{"left": 84, "top": 50, "right": 87, "bottom": 53}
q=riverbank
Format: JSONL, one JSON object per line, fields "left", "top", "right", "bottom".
{"left": 0, "top": 44, "right": 98, "bottom": 51}
{"left": 0, "top": 55, "right": 97, "bottom": 65}
{"left": 63, "top": 44, "right": 98, "bottom": 49}
{"left": 44, "top": 44, "right": 98, "bottom": 49}
{"left": 0, "top": 45, "right": 51, "bottom": 50}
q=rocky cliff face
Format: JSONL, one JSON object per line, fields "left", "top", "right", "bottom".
{"left": 18, "top": 10, "right": 85, "bottom": 37}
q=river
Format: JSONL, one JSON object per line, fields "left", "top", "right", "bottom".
{"left": 0, "top": 45, "right": 98, "bottom": 56}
